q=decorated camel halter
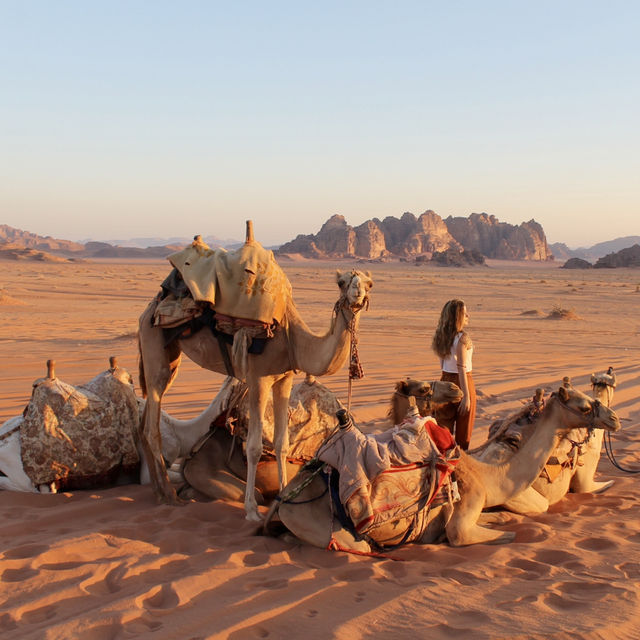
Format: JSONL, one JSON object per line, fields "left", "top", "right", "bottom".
{"left": 333, "top": 271, "right": 369, "bottom": 412}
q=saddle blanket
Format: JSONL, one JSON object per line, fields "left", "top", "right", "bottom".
{"left": 317, "top": 413, "right": 460, "bottom": 540}
{"left": 20, "top": 370, "right": 140, "bottom": 488}
{"left": 165, "top": 236, "right": 292, "bottom": 325}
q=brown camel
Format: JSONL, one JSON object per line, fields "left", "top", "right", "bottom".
{"left": 474, "top": 368, "right": 618, "bottom": 514}
{"left": 180, "top": 376, "right": 463, "bottom": 503}
{"left": 266, "top": 386, "right": 620, "bottom": 549}
{"left": 388, "top": 378, "right": 463, "bottom": 425}
{"left": 138, "top": 254, "right": 373, "bottom": 520}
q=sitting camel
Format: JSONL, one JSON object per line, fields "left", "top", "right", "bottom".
{"left": 180, "top": 376, "right": 463, "bottom": 503}
{"left": 138, "top": 222, "right": 373, "bottom": 520}
{"left": 473, "top": 368, "right": 617, "bottom": 514}
{"left": 387, "top": 378, "right": 463, "bottom": 426}
{"left": 265, "top": 385, "right": 620, "bottom": 550}
{"left": 0, "top": 359, "right": 240, "bottom": 493}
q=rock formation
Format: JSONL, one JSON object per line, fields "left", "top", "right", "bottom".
{"left": 561, "top": 258, "right": 593, "bottom": 269}
{"left": 444, "top": 213, "right": 553, "bottom": 260}
{"left": 594, "top": 244, "right": 640, "bottom": 268}
{"left": 278, "top": 211, "right": 551, "bottom": 261}
{"left": 278, "top": 211, "right": 460, "bottom": 260}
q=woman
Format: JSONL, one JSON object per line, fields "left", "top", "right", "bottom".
{"left": 431, "top": 299, "right": 475, "bottom": 450}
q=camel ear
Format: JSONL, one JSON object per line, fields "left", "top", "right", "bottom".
{"left": 558, "top": 386, "right": 570, "bottom": 402}
{"left": 396, "top": 380, "right": 409, "bottom": 393}
{"left": 365, "top": 271, "right": 373, "bottom": 287}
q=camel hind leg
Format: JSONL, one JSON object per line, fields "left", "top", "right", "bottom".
{"left": 138, "top": 301, "right": 183, "bottom": 505}
{"left": 276, "top": 473, "right": 364, "bottom": 549}
{"left": 446, "top": 471, "right": 515, "bottom": 546}
{"left": 244, "top": 377, "right": 272, "bottom": 521}
{"left": 272, "top": 371, "right": 294, "bottom": 491}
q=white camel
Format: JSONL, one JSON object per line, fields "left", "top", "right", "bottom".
{"left": 0, "top": 360, "right": 242, "bottom": 493}
{"left": 474, "top": 368, "right": 617, "bottom": 514}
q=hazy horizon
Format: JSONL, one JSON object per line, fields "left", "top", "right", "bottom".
{"left": 2, "top": 2, "right": 638, "bottom": 248}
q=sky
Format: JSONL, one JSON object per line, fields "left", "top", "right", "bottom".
{"left": 1, "top": 1, "right": 638, "bottom": 249}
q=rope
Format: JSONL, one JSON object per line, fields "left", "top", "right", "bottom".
{"left": 347, "top": 313, "right": 364, "bottom": 412}
{"left": 604, "top": 430, "right": 640, "bottom": 474}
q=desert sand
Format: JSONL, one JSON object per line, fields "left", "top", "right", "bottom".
{"left": 1, "top": 257, "right": 640, "bottom": 639}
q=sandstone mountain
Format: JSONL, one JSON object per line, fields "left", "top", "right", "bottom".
{"left": 594, "top": 244, "right": 640, "bottom": 268}
{"left": 278, "top": 211, "right": 459, "bottom": 260}
{"left": 0, "top": 225, "right": 85, "bottom": 254}
{"left": 278, "top": 211, "right": 552, "bottom": 261}
{"left": 445, "top": 213, "right": 551, "bottom": 260}
{"left": 0, "top": 225, "right": 182, "bottom": 261}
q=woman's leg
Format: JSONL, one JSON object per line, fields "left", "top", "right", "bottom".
{"left": 453, "top": 372, "right": 476, "bottom": 450}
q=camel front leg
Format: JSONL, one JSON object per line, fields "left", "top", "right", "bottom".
{"left": 570, "top": 430, "right": 614, "bottom": 494}
{"left": 502, "top": 486, "right": 550, "bottom": 515}
{"left": 446, "top": 476, "right": 515, "bottom": 546}
{"left": 272, "top": 371, "right": 294, "bottom": 491}
{"left": 245, "top": 380, "right": 271, "bottom": 521}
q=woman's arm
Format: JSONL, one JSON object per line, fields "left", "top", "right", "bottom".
{"left": 456, "top": 337, "right": 471, "bottom": 414}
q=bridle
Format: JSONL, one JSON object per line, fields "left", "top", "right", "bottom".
{"left": 550, "top": 392, "right": 602, "bottom": 431}
{"left": 333, "top": 271, "right": 371, "bottom": 411}
{"left": 392, "top": 384, "right": 436, "bottom": 417}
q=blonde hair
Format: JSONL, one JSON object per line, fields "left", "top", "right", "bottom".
{"left": 431, "top": 299, "right": 471, "bottom": 359}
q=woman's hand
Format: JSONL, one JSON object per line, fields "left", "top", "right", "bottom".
{"left": 458, "top": 395, "right": 471, "bottom": 415}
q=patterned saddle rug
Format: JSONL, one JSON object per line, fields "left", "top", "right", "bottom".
{"left": 20, "top": 368, "right": 140, "bottom": 490}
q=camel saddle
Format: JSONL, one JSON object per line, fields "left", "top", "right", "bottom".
{"left": 316, "top": 413, "right": 460, "bottom": 547}
{"left": 20, "top": 369, "right": 140, "bottom": 490}
{"left": 154, "top": 236, "right": 292, "bottom": 329}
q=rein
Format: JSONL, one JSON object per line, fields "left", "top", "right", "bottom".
{"left": 604, "top": 431, "right": 640, "bottom": 474}
{"left": 590, "top": 381, "right": 640, "bottom": 473}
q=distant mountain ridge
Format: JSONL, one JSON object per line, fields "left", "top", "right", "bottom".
{"left": 0, "top": 225, "right": 239, "bottom": 261}
{"left": 278, "top": 211, "right": 552, "bottom": 261}
{"left": 550, "top": 235, "right": 640, "bottom": 262}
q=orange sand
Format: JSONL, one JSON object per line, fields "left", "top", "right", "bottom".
{"left": 1, "top": 258, "right": 639, "bottom": 639}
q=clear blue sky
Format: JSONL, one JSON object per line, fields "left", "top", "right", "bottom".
{"left": 2, "top": 1, "right": 638, "bottom": 248}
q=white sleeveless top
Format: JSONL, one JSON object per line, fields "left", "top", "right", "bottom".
{"left": 440, "top": 332, "right": 473, "bottom": 374}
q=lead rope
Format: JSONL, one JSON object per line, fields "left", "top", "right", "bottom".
{"left": 604, "top": 431, "right": 640, "bottom": 473}
{"left": 347, "top": 314, "right": 364, "bottom": 412}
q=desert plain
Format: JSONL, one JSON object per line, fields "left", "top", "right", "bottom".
{"left": 1, "top": 257, "right": 640, "bottom": 639}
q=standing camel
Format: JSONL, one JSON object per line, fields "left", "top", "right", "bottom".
{"left": 138, "top": 250, "right": 373, "bottom": 520}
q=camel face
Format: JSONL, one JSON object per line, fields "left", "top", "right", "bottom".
{"left": 337, "top": 270, "right": 373, "bottom": 309}
{"left": 396, "top": 379, "right": 462, "bottom": 405}
{"left": 390, "top": 378, "right": 462, "bottom": 425}
{"left": 431, "top": 380, "right": 464, "bottom": 405}
{"left": 556, "top": 386, "right": 621, "bottom": 433}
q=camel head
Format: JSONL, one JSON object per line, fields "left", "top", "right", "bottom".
{"left": 390, "top": 378, "right": 462, "bottom": 425}
{"left": 552, "top": 385, "right": 621, "bottom": 433}
{"left": 336, "top": 270, "right": 373, "bottom": 311}
{"left": 591, "top": 367, "right": 616, "bottom": 389}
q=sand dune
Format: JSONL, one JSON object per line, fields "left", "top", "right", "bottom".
{"left": 1, "top": 258, "right": 639, "bottom": 638}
